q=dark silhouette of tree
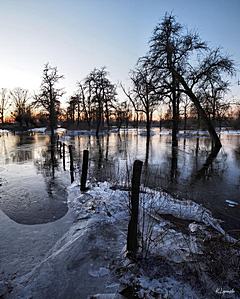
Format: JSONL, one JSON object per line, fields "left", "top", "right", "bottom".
{"left": 67, "top": 83, "right": 86, "bottom": 128}
{"left": 199, "top": 78, "right": 230, "bottom": 128}
{"left": 146, "top": 14, "right": 235, "bottom": 149}
{"left": 10, "top": 87, "right": 32, "bottom": 127}
{"left": 115, "top": 100, "right": 131, "bottom": 131}
{"left": 81, "top": 80, "right": 94, "bottom": 130}
{"left": 76, "top": 82, "right": 86, "bottom": 127}
{"left": 67, "top": 96, "right": 78, "bottom": 124}
{"left": 180, "top": 94, "right": 191, "bottom": 133}
{"left": 34, "top": 63, "right": 64, "bottom": 144}
{"left": 121, "top": 60, "right": 160, "bottom": 139}
{"left": 0, "top": 88, "right": 10, "bottom": 124}
{"left": 84, "top": 67, "right": 116, "bottom": 137}
{"left": 103, "top": 80, "right": 117, "bottom": 130}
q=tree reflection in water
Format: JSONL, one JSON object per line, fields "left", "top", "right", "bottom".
{"left": 170, "top": 146, "right": 178, "bottom": 183}
{"left": 34, "top": 142, "right": 59, "bottom": 178}
{"left": 1, "top": 130, "right": 239, "bottom": 229}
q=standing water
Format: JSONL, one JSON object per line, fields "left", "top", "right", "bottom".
{"left": 0, "top": 128, "right": 240, "bottom": 280}
{"left": 68, "top": 128, "right": 240, "bottom": 237}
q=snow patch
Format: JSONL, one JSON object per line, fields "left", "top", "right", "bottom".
{"left": 225, "top": 199, "right": 239, "bottom": 207}
{"left": 28, "top": 127, "right": 46, "bottom": 133}
{"left": 139, "top": 130, "right": 156, "bottom": 136}
{"left": 8, "top": 181, "right": 237, "bottom": 298}
{"left": 142, "top": 188, "right": 235, "bottom": 242}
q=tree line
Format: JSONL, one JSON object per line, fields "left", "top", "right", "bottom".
{"left": 1, "top": 14, "right": 239, "bottom": 145}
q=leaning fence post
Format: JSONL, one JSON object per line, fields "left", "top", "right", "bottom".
{"left": 127, "top": 160, "right": 143, "bottom": 257}
{"left": 62, "top": 143, "right": 66, "bottom": 171}
{"left": 80, "top": 150, "right": 89, "bottom": 191}
{"left": 68, "top": 145, "right": 74, "bottom": 183}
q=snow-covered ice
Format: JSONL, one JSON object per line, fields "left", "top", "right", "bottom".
{"left": 27, "top": 127, "right": 46, "bottom": 133}
{"left": 6, "top": 181, "right": 239, "bottom": 298}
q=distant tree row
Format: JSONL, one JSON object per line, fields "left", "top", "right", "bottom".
{"left": 66, "top": 67, "right": 118, "bottom": 137}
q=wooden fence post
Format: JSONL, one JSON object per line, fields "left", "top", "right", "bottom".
{"left": 62, "top": 143, "right": 66, "bottom": 171}
{"left": 80, "top": 150, "right": 89, "bottom": 191}
{"left": 59, "top": 142, "right": 62, "bottom": 158}
{"left": 68, "top": 145, "right": 74, "bottom": 183}
{"left": 127, "top": 160, "right": 143, "bottom": 257}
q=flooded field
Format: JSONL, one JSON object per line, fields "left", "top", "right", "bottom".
{"left": 0, "top": 129, "right": 239, "bottom": 234}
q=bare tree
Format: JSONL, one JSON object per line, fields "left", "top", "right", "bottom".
{"left": 10, "top": 87, "right": 31, "bottom": 127}
{"left": 115, "top": 100, "right": 131, "bottom": 131}
{"left": 67, "top": 96, "right": 78, "bottom": 124}
{"left": 121, "top": 60, "right": 161, "bottom": 139}
{"left": 34, "top": 63, "right": 64, "bottom": 144}
{"left": 173, "top": 48, "right": 234, "bottom": 148}
{"left": 180, "top": 94, "right": 191, "bottom": 133}
{"left": 198, "top": 77, "right": 230, "bottom": 128}
{"left": 103, "top": 81, "right": 117, "bottom": 130}
{"left": 147, "top": 14, "right": 235, "bottom": 149}
{"left": 84, "top": 67, "right": 116, "bottom": 137}
{"left": 76, "top": 83, "right": 85, "bottom": 127}
{"left": 0, "top": 88, "right": 10, "bottom": 124}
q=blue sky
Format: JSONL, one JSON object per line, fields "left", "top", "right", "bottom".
{"left": 0, "top": 0, "right": 239, "bottom": 100}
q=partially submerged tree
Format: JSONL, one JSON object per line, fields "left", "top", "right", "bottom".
{"left": 121, "top": 60, "right": 161, "bottom": 138}
{"left": 34, "top": 63, "right": 64, "bottom": 144}
{"left": 198, "top": 77, "right": 230, "bottom": 128}
{"left": 84, "top": 67, "right": 117, "bottom": 137}
{"left": 147, "top": 14, "right": 235, "bottom": 148}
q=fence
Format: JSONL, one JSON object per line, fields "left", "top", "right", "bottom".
{"left": 57, "top": 138, "right": 143, "bottom": 258}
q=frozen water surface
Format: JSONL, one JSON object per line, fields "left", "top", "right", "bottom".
{"left": 0, "top": 129, "right": 239, "bottom": 298}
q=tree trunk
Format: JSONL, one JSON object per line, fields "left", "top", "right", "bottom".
{"left": 77, "top": 102, "right": 80, "bottom": 128}
{"left": 49, "top": 93, "right": 56, "bottom": 146}
{"left": 170, "top": 146, "right": 178, "bottom": 182}
{"left": 145, "top": 135, "right": 150, "bottom": 165}
{"left": 136, "top": 111, "right": 139, "bottom": 128}
{"left": 184, "top": 106, "right": 187, "bottom": 133}
{"left": 174, "top": 71, "right": 222, "bottom": 148}
{"left": 146, "top": 111, "right": 151, "bottom": 139}
{"left": 96, "top": 100, "right": 102, "bottom": 138}
{"left": 167, "top": 49, "right": 179, "bottom": 147}
{"left": 172, "top": 97, "right": 178, "bottom": 147}
{"left": 105, "top": 103, "right": 110, "bottom": 130}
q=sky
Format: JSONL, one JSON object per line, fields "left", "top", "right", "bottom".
{"left": 0, "top": 0, "right": 239, "bottom": 102}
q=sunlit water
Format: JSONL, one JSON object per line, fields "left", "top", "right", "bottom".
{"left": 0, "top": 129, "right": 239, "bottom": 237}
{"left": 0, "top": 134, "right": 68, "bottom": 224}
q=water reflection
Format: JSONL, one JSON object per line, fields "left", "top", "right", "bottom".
{"left": 34, "top": 144, "right": 59, "bottom": 178}
{"left": 0, "top": 130, "right": 239, "bottom": 235}
{"left": 71, "top": 129, "right": 239, "bottom": 236}
{"left": 170, "top": 146, "right": 178, "bottom": 182}
{"left": 0, "top": 133, "right": 68, "bottom": 225}
{"left": 195, "top": 146, "right": 225, "bottom": 180}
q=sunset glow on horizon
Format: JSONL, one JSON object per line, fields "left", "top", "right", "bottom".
{"left": 0, "top": 0, "right": 239, "bottom": 101}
